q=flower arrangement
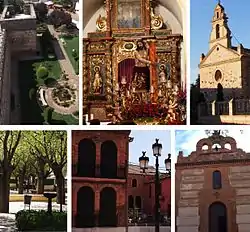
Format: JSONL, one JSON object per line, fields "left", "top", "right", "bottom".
{"left": 120, "top": 89, "right": 186, "bottom": 125}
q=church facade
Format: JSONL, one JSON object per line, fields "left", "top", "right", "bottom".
{"left": 199, "top": 2, "right": 250, "bottom": 102}
{"left": 176, "top": 132, "right": 250, "bottom": 232}
{"left": 82, "top": 0, "right": 186, "bottom": 125}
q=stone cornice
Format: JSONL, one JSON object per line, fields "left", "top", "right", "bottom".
{"left": 199, "top": 57, "right": 241, "bottom": 68}
{"left": 176, "top": 158, "right": 250, "bottom": 168}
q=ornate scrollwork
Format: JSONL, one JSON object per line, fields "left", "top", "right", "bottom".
{"left": 96, "top": 14, "right": 107, "bottom": 32}
{"left": 150, "top": 8, "right": 163, "bottom": 30}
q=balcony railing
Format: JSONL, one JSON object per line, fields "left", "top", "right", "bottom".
{"left": 72, "top": 163, "right": 127, "bottom": 179}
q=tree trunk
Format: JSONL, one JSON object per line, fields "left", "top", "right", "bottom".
{"left": 55, "top": 172, "right": 65, "bottom": 205}
{"left": 0, "top": 170, "right": 10, "bottom": 213}
{"left": 15, "top": 176, "right": 18, "bottom": 191}
{"left": 18, "top": 175, "right": 24, "bottom": 194}
{"left": 37, "top": 175, "right": 44, "bottom": 194}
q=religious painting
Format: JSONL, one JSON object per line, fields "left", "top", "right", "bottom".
{"left": 117, "top": 0, "right": 141, "bottom": 29}
{"left": 158, "top": 63, "right": 171, "bottom": 84}
{"left": 91, "top": 65, "right": 105, "bottom": 95}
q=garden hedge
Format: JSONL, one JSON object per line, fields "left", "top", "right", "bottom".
{"left": 16, "top": 210, "right": 67, "bottom": 231}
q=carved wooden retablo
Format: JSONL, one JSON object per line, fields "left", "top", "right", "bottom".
{"left": 83, "top": 0, "right": 183, "bottom": 123}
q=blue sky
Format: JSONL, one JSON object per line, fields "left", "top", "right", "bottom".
{"left": 175, "top": 129, "right": 249, "bottom": 157}
{"left": 190, "top": 0, "right": 250, "bottom": 83}
{"left": 129, "top": 130, "right": 171, "bottom": 170}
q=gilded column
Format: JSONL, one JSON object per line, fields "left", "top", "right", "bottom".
{"left": 105, "top": 0, "right": 112, "bottom": 37}
{"left": 149, "top": 39, "right": 158, "bottom": 103}
{"left": 83, "top": 39, "right": 89, "bottom": 106}
{"left": 145, "top": 0, "right": 151, "bottom": 35}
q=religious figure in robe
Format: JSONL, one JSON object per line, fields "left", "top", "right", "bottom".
{"left": 93, "top": 66, "right": 102, "bottom": 94}
{"left": 159, "top": 64, "right": 167, "bottom": 83}
{"left": 133, "top": 40, "right": 154, "bottom": 91}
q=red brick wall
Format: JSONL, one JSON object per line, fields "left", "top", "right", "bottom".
{"left": 72, "top": 130, "right": 130, "bottom": 227}
{"left": 127, "top": 172, "right": 171, "bottom": 216}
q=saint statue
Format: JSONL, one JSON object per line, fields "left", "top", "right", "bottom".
{"left": 133, "top": 40, "right": 155, "bottom": 91}
{"left": 159, "top": 64, "right": 167, "bottom": 83}
{"left": 93, "top": 66, "right": 102, "bottom": 94}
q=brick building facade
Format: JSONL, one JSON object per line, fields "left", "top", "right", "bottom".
{"left": 128, "top": 165, "right": 171, "bottom": 219}
{"left": 72, "top": 130, "right": 131, "bottom": 228}
{"left": 176, "top": 132, "right": 250, "bottom": 232}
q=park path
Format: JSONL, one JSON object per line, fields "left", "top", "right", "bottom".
{"left": 45, "top": 24, "right": 79, "bottom": 115}
{"left": 0, "top": 214, "right": 16, "bottom": 232}
{"left": 47, "top": 24, "right": 76, "bottom": 78}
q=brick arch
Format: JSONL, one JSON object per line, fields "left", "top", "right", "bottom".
{"left": 196, "top": 138, "right": 213, "bottom": 152}
{"left": 99, "top": 187, "right": 117, "bottom": 227}
{"left": 220, "top": 137, "right": 237, "bottom": 151}
{"left": 100, "top": 140, "right": 118, "bottom": 178}
{"left": 78, "top": 139, "right": 96, "bottom": 177}
{"left": 76, "top": 186, "right": 95, "bottom": 228}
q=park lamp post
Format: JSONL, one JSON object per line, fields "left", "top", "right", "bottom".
{"left": 139, "top": 139, "right": 162, "bottom": 232}
{"left": 165, "top": 154, "right": 171, "bottom": 175}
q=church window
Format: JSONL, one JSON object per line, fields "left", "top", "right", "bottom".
{"left": 132, "top": 179, "right": 137, "bottom": 187}
{"left": 215, "top": 70, "right": 222, "bottom": 81}
{"left": 216, "top": 12, "right": 219, "bottom": 19}
{"left": 213, "top": 170, "right": 222, "bottom": 189}
{"left": 216, "top": 24, "right": 220, "bottom": 39}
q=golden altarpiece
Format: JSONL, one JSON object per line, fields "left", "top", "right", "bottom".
{"left": 83, "top": 0, "right": 185, "bottom": 124}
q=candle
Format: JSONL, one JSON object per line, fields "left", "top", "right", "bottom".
{"left": 127, "top": 90, "right": 130, "bottom": 97}
{"left": 116, "top": 83, "right": 119, "bottom": 91}
{"left": 150, "top": 86, "right": 154, "bottom": 93}
{"left": 132, "top": 87, "right": 135, "bottom": 93}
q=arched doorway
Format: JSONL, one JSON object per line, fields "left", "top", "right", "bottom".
{"left": 135, "top": 196, "right": 142, "bottom": 209}
{"left": 99, "top": 187, "right": 117, "bottom": 227}
{"left": 100, "top": 141, "right": 117, "bottom": 178}
{"left": 78, "top": 139, "right": 96, "bottom": 177}
{"left": 216, "top": 83, "right": 224, "bottom": 102}
{"left": 76, "top": 186, "right": 95, "bottom": 228}
{"left": 128, "top": 195, "right": 134, "bottom": 209}
{"left": 209, "top": 202, "right": 227, "bottom": 232}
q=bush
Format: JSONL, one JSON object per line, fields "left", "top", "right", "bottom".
{"left": 29, "top": 88, "right": 36, "bottom": 100}
{"left": 16, "top": 210, "right": 67, "bottom": 231}
{"left": 45, "top": 78, "right": 57, "bottom": 87}
{"left": 36, "top": 66, "right": 49, "bottom": 79}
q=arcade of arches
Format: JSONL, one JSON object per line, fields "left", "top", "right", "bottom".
{"left": 176, "top": 132, "right": 250, "bottom": 232}
{"left": 72, "top": 130, "right": 130, "bottom": 228}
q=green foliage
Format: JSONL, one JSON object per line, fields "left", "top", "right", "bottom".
{"left": 36, "top": 66, "right": 49, "bottom": 79}
{"left": 16, "top": 210, "right": 67, "bottom": 231}
{"left": 28, "top": 88, "right": 36, "bottom": 100}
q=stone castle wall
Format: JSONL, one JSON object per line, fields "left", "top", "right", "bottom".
{"left": 0, "top": 28, "right": 11, "bottom": 124}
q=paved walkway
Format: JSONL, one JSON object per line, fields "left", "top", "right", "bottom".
{"left": 43, "top": 24, "right": 79, "bottom": 115}
{"left": 0, "top": 214, "right": 16, "bottom": 232}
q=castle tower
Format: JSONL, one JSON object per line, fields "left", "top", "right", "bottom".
{"left": 209, "top": 2, "right": 232, "bottom": 49}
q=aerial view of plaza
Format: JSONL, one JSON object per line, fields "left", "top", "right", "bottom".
{"left": 0, "top": 0, "right": 79, "bottom": 125}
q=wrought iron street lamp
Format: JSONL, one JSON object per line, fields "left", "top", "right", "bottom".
{"left": 138, "top": 139, "right": 162, "bottom": 232}
{"left": 165, "top": 153, "right": 171, "bottom": 175}
{"left": 152, "top": 139, "right": 162, "bottom": 232}
{"left": 139, "top": 151, "right": 149, "bottom": 173}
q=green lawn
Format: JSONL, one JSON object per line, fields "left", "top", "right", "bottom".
{"left": 60, "top": 35, "right": 79, "bottom": 74}
{"left": 19, "top": 58, "right": 78, "bottom": 125}
{"left": 19, "top": 58, "right": 62, "bottom": 125}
